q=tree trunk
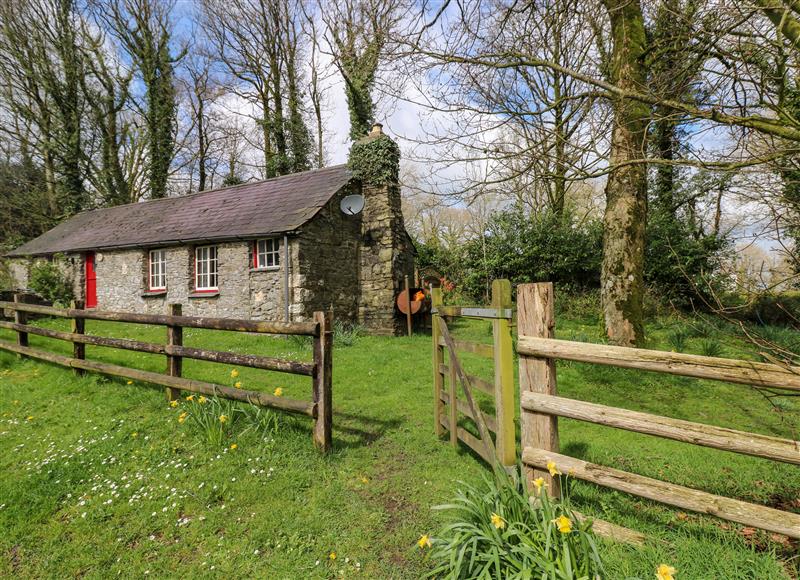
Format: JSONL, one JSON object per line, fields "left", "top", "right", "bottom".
{"left": 600, "top": 0, "right": 649, "bottom": 347}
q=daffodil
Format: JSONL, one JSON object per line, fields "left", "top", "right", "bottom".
{"left": 329, "top": 551, "right": 337, "bottom": 560}
{"left": 219, "top": 415, "right": 228, "bottom": 424}
{"left": 26, "top": 416, "right": 33, "bottom": 421}
{"left": 656, "top": 564, "right": 676, "bottom": 580}
{"left": 230, "top": 443, "right": 238, "bottom": 450}
{"left": 185, "top": 395, "right": 195, "bottom": 402}
{"left": 169, "top": 400, "right": 178, "bottom": 408}
{"left": 552, "top": 515, "right": 572, "bottom": 534}
{"left": 230, "top": 369, "right": 239, "bottom": 379}
{"left": 198, "top": 396, "right": 207, "bottom": 404}
{"left": 234, "top": 381, "right": 242, "bottom": 389}
{"left": 178, "top": 412, "right": 188, "bottom": 424}
{"left": 273, "top": 387, "right": 283, "bottom": 397}
{"left": 547, "top": 460, "right": 561, "bottom": 477}
{"left": 490, "top": 513, "right": 506, "bottom": 529}
{"left": 126, "top": 380, "right": 133, "bottom": 385}
{"left": 533, "top": 477, "right": 546, "bottom": 495}
{"left": 417, "top": 534, "right": 431, "bottom": 549}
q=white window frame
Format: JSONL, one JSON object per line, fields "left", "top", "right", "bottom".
{"left": 195, "top": 245, "right": 219, "bottom": 291}
{"left": 148, "top": 249, "right": 167, "bottom": 291}
{"left": 255, "top": 238, "right": 280, "bottom": 269}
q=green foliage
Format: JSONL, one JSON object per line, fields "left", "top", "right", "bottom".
{"left": 644, "top": 209, "right": 729, "bottom": 307}
{"left": 428, "top": 469, "right": 603, "bottom": 579}
{"left": 333, "top": 320, "right": 365, "bottom": 347}
{"left": 348, "top": 134, "right": 400, "bottom": 185}
{"left": 698, "top": 338, "right": 724, "bottom": 358}
{"left": 28, "top": 257, "right": 74, "bottom": 306}
{"left": 666, "top": 327, "right": 689, "bottom": 352}
{"left": 729, "top": 291, "right": 800, "bottom": 327}
{"left": 0, "top": 260, "right": 13, "bottom": 289}
{"left": 181, "top": 395, "right": 279, "bottom": 447}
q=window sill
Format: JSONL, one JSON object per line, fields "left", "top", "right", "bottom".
{"left": 141, "top": 290, "right": 167, "bottom": 297}
{"left": 250, "top": 266, "right": 280, "bottom": 273}
{"left": 189, "top": 291, "right": 220, "bottom": 299}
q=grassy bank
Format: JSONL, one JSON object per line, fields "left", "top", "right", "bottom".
{"left": 0, "top": 313, "right": 797, "bottom": 578}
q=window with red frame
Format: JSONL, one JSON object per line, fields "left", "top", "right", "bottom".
{"left": 254, "top": 238, "right": 280, "bottom": 269}
{"left": 195, "top": 245, "right": 218, "bottom": 291}
{"left": 148, "top": 249, "right": 167, "bottom": 291}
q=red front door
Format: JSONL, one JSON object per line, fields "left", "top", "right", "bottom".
{"left": 85, "top": 252, "right": 97, "bottom": 308}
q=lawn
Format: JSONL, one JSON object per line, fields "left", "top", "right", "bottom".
{"left": 0, "top": 311, "right": 798, "bottom": 578}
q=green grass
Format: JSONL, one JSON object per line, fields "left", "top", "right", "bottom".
{"left": 0, "top": 314, "right": 798, "bottom": 578}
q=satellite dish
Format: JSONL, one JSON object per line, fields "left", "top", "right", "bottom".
{"left": 340, "top": 194, "right": 365, "bottom": 215}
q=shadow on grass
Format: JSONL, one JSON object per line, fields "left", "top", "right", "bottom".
{"left": 332, "top": 410, "right": 404, "bottom": 449}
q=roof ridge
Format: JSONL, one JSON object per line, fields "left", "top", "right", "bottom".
{"left": 73, "top": 164, "right": 350, "bottom": 218}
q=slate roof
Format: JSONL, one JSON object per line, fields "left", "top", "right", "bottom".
{"left": 7, "top": 165, "right": 353, "bottom": 257}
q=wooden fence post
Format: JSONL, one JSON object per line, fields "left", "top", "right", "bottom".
{"left": 312, "top": 310, "right": 332, "bottom": 452}
{"left": 13, "top": 293, "right": 27, "bottom": 358}
{"left": 166, "top": 303, "right": 182, "bottom": 401}
{"left": 70, "top": 300, "right": 85, "bottom": 376}
{"left": 431, "top": 287, "right": 445, "bottom": 437}
{"left": 517, "top": 283, "right": 560, "bottom": 496}
{"left": 492, "top": 279, "right": 515, "bottom": 467}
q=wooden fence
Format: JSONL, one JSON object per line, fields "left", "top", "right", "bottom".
{"left": 517, "top": 282, "right": 800, "bottom": 539}
{"left": 432, "top": 279, "right": 516, "bottom": 467}
{"left": 0, "top": 295, "right": 332, "bottom": 452}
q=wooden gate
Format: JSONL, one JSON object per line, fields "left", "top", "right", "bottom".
{"left": 517, "top": 282, "right": 800, "bottom": 539}
{"left": 432, "top": 279, "right": 515, "bottom": 467}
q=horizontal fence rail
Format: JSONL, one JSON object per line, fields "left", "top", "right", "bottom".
{"left": 516, "top": 282, "right": 800, "bottom": 542}
{"left": 0, "top": 301, "right": 318, "bottom": 336}
{"left": 518, "top": 335, "right": 800, "bottom": 393}
{"left": 0, "top": 296, "right": 332, "bottom": 452}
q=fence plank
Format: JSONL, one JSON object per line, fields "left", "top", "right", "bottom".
{"left": 440, "top": 392, "right": 498, "bottom": 433}
{"left": 518, "top": 336, "right": 800, "bottom": 393}
{"left": 70, "top": 300, "right": 85, "bottom": 376}
{"left": 13, "top": 294, "right": 27, "bottom": 355}
{"left": 440, "top": 416, "right": 492, "bottom": 464}
{"left": 432, "top": 287, "right": 444, "bottom": 437}
{"left": 522, "top": 392, "right": 800, "bottom": 465}
{"left": 0, "top": 321, "right": 315, "bottom": 375}
{"left": 492, "top": 279, "right": 516, "bottom": 466}
{"left": 0, "top": 301, "right": 318, "bottom": 336}
{"left": 449, "top": 356, "right": 458, "bottom": 447}
{"left": 438, "top": 365, "right": 493, "bottom": 395}
{"left": 437, "top": 336, "right": 494, "bottom": 358}
{"left": 0, "top": 338, "right": 315, "bottom": 416}
{"left": 312, "top": 311, "right": 332, "bottom": 453}
{"left": 522, "top": 447, "right": 800, "bottom": 539}
{"left": 166, "top": 304, "right": 182, "bottom": 402}
{"left": 517, "top": 283, "right": 560, "bottom": 495}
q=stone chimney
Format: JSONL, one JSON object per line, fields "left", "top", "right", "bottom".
{"left": 348, "top": 122, "right": 414, "bottom": 335}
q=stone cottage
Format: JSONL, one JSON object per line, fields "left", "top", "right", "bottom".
{"left": 5, "top": 124, "right": 415, "bottom": 335}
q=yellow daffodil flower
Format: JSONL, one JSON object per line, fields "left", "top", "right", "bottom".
{"left": 178, "top": 412, "right": 188, "bottom": 424}
{"left": 417, "top": 534, "right": 431, "bottom": 549}
{"left": 230, "top": 369, "right": 239, "bottom": 379}
{"left": 230, "top": 443, "right": 238, "bottom": 450}
{"left": 126, "top": 380, "right": 133, "bottom": 385}
{"left": 491, "top": 513, "right": 506, "bottom": 529}
{"left": 547, "top": 460, "right": 561, "bottom": 477}
{"left": 329, "top": 551, "right": 337, "bottom": 560}
{"left": 533, "top": 477, "right": 546, "bottom": 495}
{"left": 273, "top": 387, "right": 283, "bottom": 397}
{"left": 656, "top": 564, "right": 676, "bottom": 580}
{"left": 219, "top": 415, "right": 228, "bottom": 424}
{"left": 234, "top": 381, "right": 242, "bottom": 389}
{"left": 169, "top": 400, "right": 178, "bottom": 408}
{"left": 26, "top": 416, "right": 33, "bottom": 421}
{"left": 552, "top": 515, "right": 572, "bottom": 534}
{"left": 186, "top": 395, "right": 195, "bottom": 402}
{"left": 198, "top": 396, "right": 207, "bottom": 404}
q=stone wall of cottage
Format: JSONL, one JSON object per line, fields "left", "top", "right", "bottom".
{"left": 6, "top": 255, "right": 83, "bottom": 302}
{"left": 294, "top": 182, "right": 362, "bottom": 322}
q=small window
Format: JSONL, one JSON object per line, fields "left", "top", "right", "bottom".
{"left": 149, "top": 249, "right": 167, "bottom": 291}
{"left": 254, "top": 238, "right": 280, "bottom": 269}
{"left": 195, "top": 245, "right": 218, "bottom": 291}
